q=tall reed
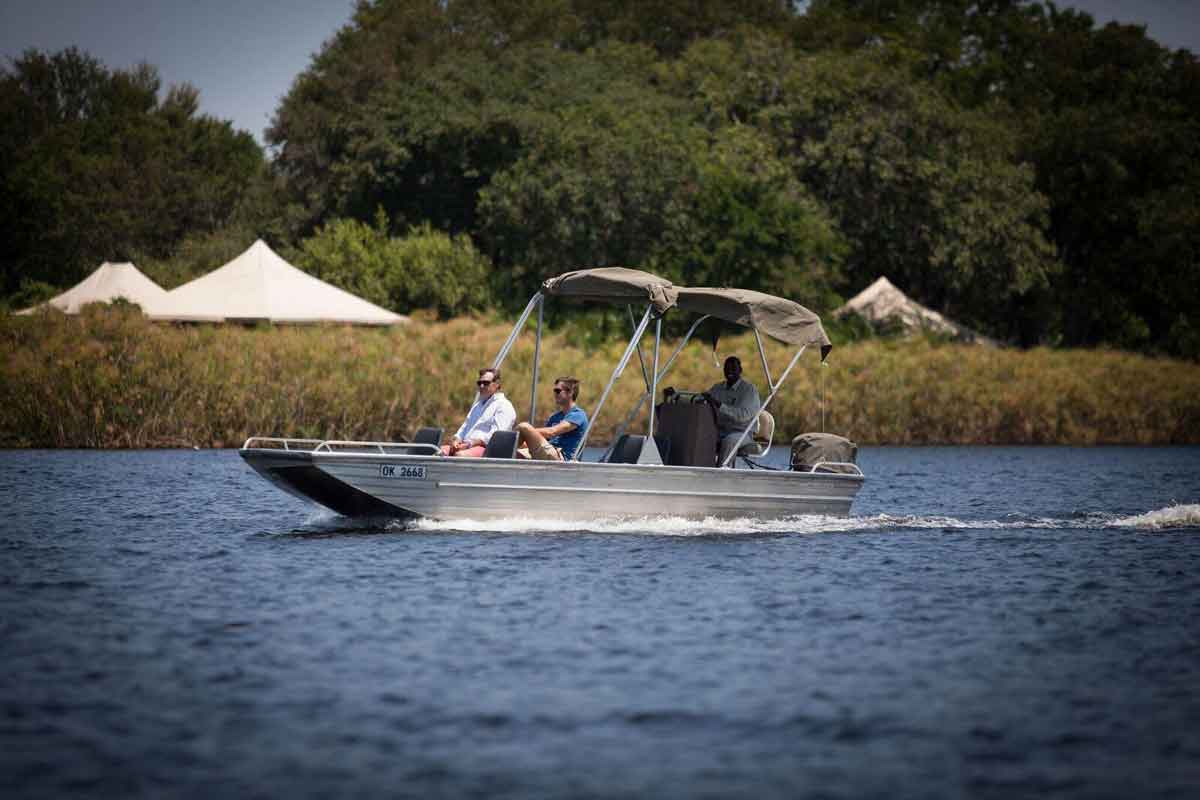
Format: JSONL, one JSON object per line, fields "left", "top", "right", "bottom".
{"left": 3, "top": 308, "right": 1198, "bottom": 447}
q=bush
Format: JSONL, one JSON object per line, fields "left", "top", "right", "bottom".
{"left": 3, "top": 309, "right": 1199, "bottom": 448}
{"left": 295, "top": 212, "right": 490, "bottom": 317}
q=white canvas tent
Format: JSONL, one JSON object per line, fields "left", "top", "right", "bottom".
{"left": 834, "top": 276, "right": 995, "bottom": 345}
{"left": 17, "top": 262, "right": 169, "bottom": 315}
{"left": 149, "top": 239, "right": 406, "bottom": 325}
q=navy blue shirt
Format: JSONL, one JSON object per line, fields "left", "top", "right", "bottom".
{"left": 547, "top": 406, "right": 588, "bottom": 461}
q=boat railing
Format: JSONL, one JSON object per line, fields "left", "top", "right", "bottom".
{"left": 242, "top": 436, "right": 440, "bottom": 456}
{"left": 242, "top": 436, "right": 325, "bottom": 451}
{"left": 804, "top": 461, "right": 864, "bottom": 476}
{"left": 313, "top": 440, "right": 441, "bottom": 456}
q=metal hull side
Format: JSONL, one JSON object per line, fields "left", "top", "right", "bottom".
{"left": 290, "top": 452, "right": 864, "bottom": 521}
{"left": 239, "top": 449, "right": 412, "bottom": 518}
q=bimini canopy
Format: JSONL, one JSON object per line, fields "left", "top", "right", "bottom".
{"left": 542, "top": 267, "right": 677, "bottom": 315}
{"left": 676, "top": 287, "right": 832, "bottom": 359}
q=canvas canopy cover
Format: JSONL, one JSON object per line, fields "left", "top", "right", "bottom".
{"left": 18, "top": 262, "right": 169, "bottom": 315}
{"left": 789, "top": 432, "right": 858, "bottom": 473}
{"left": 542, "top": 267, "right": 677, "bottom": 315}
{"left": 676, "top": 287, "right": 832, "bottom": 358}
{"left": 149, "top": 240, "right": 405, "bottom": 325}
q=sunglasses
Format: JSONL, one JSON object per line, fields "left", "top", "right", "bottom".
{"left": 552, "top": 387, "right": 568, "bottom": 394}
{"left": 476, "top": 379, "right": 494, "bottom": 387}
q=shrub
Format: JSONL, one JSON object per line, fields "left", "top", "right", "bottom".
{"left": 3, "top": 309, "right": 1199, "bottom": 448}
{"left": 295, "top": 211, "right": 490, "bottom": 317}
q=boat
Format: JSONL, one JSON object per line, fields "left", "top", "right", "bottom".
{"left": 239, "top": 268, "right": 864, "bottom": 521}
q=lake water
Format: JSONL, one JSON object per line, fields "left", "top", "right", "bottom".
{"left": 2, "top": 446, "right": 1198, "bottom": 799}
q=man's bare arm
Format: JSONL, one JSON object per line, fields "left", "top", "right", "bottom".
{"left": 537, "top": 420, "right": 578, "bottom": 438}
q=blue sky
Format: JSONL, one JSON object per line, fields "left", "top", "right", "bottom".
{"left": 2, "top": 1, "right": 1196, "bottom": 146}
{"left": 0, "top": 0, "right": 357, "bottom": 144}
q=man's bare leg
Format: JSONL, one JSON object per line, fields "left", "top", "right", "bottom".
{"left": 516, "top": 422, "right": 562, "bottom": 461}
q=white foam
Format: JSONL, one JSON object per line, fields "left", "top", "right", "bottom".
{"left": 404, "top": 513, "right": 1048, "bottom": 536}
{"left": 1113, "top": 504, "right": 1200, "bottom": 530}
{"left": 408, "top": 514, "right": 871, "bottom": 537}
{"left": 303, "top": 508, "right": 342, "bottom": 525}
{"left": 303, "top": 506, "right": 1200, "bottom": 536}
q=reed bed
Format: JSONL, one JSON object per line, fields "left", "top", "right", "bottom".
{"left": 3, "top": 308, "right": 1198, "bottom": 448}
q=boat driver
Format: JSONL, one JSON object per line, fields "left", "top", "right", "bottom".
{"left": 515, "top": 377, "right": 588, "bottom": 461}
{"left": 442, "top": 367, "right": 517, "bottom": 457}
{"left": 703, "top": 356, "right": 761, "bottom": 466}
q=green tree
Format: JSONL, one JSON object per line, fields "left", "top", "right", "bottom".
{"left": 795, "top": 0, "right": 1200, "bottom": 356}
{"left": 651, "top": 125, "right": 846, "bottom": 308}
{"left": 267, "top": 0, "right": 803, "bottom": 232}
{"left": 294, "top": 211, "right": 490, "bottom": 317}
{"left": 664, "top": 34, "right": 1057, "bottom": 339}
{"left": 789, "top": 52, "right": 1057, "bottom": 338}
{"left": 0, "top": 48, "right": 267, "bottom": 300}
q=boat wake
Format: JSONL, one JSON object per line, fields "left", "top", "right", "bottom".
{"left": 284, "top": 503, "right": 1200, "bottom": 537}
{"left": 399, "top": 503, "right": 1200, "bottom": 536}
{"left": 1112, "top": 503, "right": 1200, "bottom": 530}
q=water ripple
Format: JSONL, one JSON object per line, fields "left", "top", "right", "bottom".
{"left": 1, "top": 446, "right": 1198, "bottom": 800}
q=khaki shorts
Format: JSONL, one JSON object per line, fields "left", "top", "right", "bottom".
{"left": 529, "top": 441, "right": 563, "bottom": 461}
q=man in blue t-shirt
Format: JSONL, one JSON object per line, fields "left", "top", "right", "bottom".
{"left": 515, "top": 376, "right": 589, "bottom": 461}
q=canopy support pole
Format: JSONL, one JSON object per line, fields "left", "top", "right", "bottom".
{"left": 530, "top": 295, "right": 544, "bottom": 423}
{"left": 599, "top": 314, "right": 711, "bottom": 462}
{"left": 753, "top": 327, "right": 774, "bottom": 392}
{"left": 628, "top": 305, "right": 652, "bottom": 390}
{"left": 718, "top": 344, "right": 807, "bottom": 468}
{"left": 493, "top": 292, "right": 542, "bottom": 371}
{"left": 648, "top": 317, "right": 661, "bottom": 438}
{"left": 573, "top": 304, "right": 654, "bottom": 460}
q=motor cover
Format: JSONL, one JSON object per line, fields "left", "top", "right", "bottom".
{"left": 790, "top": 433, "right": 857, "bottom": 473}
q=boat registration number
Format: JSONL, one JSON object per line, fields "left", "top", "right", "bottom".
{"left": 378, "top": 464, "right": 426, "bottom": 479}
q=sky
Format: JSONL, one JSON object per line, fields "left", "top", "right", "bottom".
{"left": 0, "top": 0, "right": 358, "bottom": 145}
{"left": 2, "top": 1, "right": 1197, "bottom": 146}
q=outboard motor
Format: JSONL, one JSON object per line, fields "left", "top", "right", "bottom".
{"left": 790, "top": 433, "right": 858, "bottom": 473}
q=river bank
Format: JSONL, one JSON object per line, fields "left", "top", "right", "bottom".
{"left": 4, "top": 307, "right": 1198, "bottom": 448}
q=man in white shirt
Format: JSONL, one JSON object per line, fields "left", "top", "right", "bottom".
{"left": 441, "top": 367, "right": 517, "bottom": 457}
{"left": 703, "top": 356, "right": 761, "bottom": 467}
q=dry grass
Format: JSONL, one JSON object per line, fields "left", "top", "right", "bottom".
{"left": 3, "top": 307, "right": 1198, "bottom": 447}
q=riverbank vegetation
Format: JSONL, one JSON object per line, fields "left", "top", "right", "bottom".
{"left": 4, "top": 309, "right": 1197, "bottom": 449}
{"left": 4, "top": 1, "right": 1199, "bottom": 360}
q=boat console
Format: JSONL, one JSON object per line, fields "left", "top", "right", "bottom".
{"left": 653, "top": 393, "right": 719, "bottom": 467}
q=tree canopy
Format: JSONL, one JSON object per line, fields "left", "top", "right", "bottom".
{"left": 5, "top": 1, "right": 1198, "bottom": 359}
{"left": 0, "top": 48, "right": 269, "bottom": 304}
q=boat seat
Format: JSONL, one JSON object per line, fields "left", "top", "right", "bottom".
{"left": 483, "top": 429, "right": 519, "bottom": 459}
{"left": 606, "top": 434, "right": 665, "bottom": 464}
{"left": 413, "top": 426, "right": 443, "bottom": 447}
{"left": 737, "top": 410, "right": 775, "bottom": 464}
{"left": 607, "top": 434, "right": 645, "bottom": 464}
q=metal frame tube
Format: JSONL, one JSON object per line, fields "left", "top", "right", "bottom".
{"left": 599, "top": 314, "right": 713, "bottom": 461}
{"left": 573, "top": 304, "right": 654, "bottom": 459}
{"left": 629, "top": 305, "right": 651, "bottom": 389}
{"left": 660, "top": 314, "right": 711, "bottom": 376}
{"left": 753, "top": 328, "right": 774, "bottom": 391}
{"left": 719, "top": 344, "right": 807, "bottom": 467}
{"left": 530, "top": 295, "right": 543, "bottom": 423}
{"left": 493, "top": 292, "right": 542, "bottom": 371}
{"left": 648, "top": 317, "right": 661, "bottom": 437}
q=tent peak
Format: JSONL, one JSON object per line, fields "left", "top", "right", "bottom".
{"left": 835, "top": 275, "right": 996, "bottom": 345}
{"left": 149, "top": 238, "right": 406, "bottom": 325}
{"left": 17, "top": 261, "right": 168, "bottom": 316}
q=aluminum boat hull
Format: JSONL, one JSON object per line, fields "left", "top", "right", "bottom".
{"left": 240, "top": 446, "right": 864, "bottom": 521}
